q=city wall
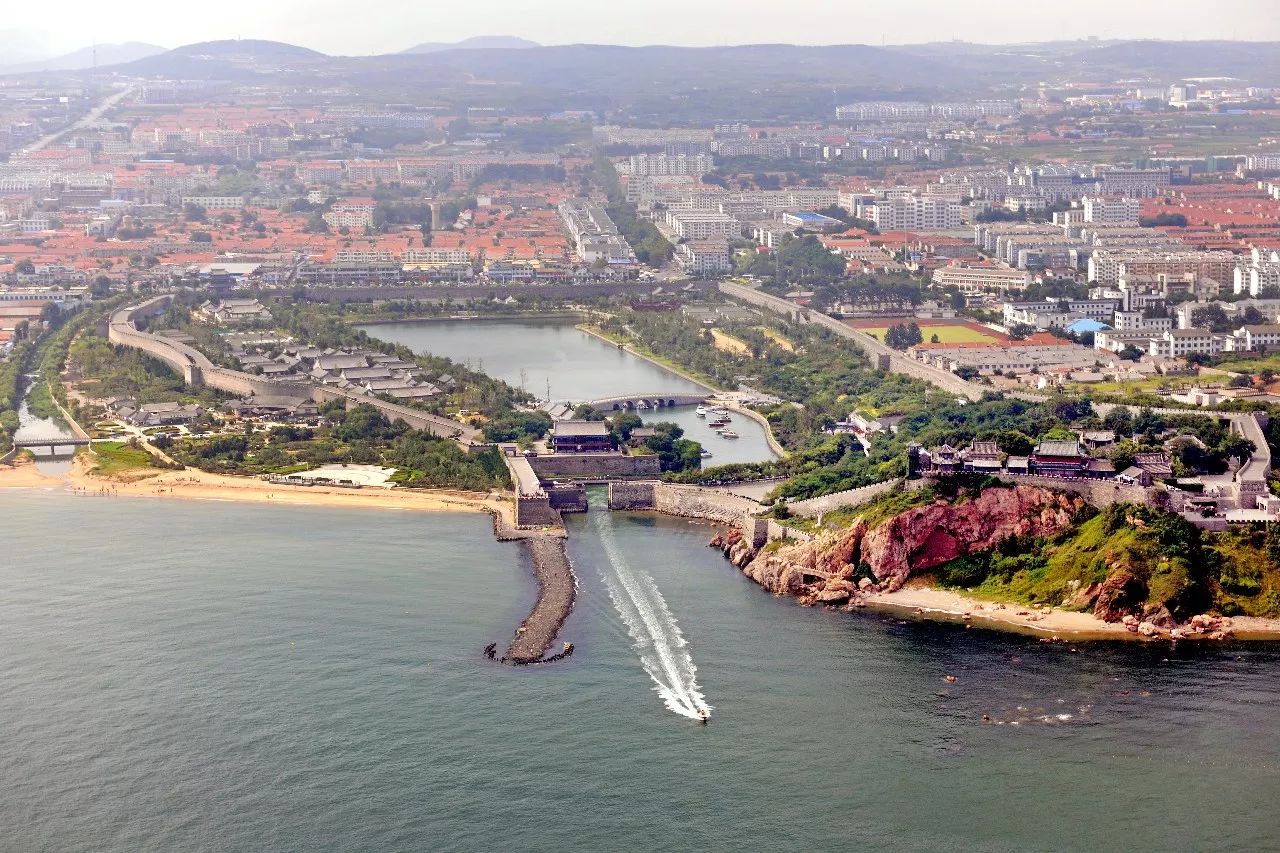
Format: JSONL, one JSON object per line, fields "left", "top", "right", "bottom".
{"left": 993, "top": 474, "right": 1152, "bottom": 508}
{"left": 110, "top": 298, "right": 473, "bottom": 441}
{"left": 719, "top": 282, "right": 984, "bottom": 401}
{"left": 785, "top": 479, "right": 903, "bottom": 518}
{"left": 607, "top": 481, "right": 767, "bottom": 542}
{"left": 528, "top": 453, "right": 661, "bottom": 479}
{"left": 300, "top": 280, "right": 716, "bottom": 305}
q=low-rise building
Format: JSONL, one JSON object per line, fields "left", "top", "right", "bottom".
{"left": 1149, "top": 328, "right": 1221, "bottom": 358}
{"left": 551, "top": 420, "right": 613, "bottom": 454}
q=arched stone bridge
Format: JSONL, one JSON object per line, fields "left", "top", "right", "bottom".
{"left": 586, "top": 393, "right": 710, "bottom": 411}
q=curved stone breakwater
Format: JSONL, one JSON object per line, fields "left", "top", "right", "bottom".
{"left": 497, "top": 536, "right": 578, "bottom": 665}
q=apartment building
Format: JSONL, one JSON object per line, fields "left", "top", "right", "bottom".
{"left": 1112, "top": 311, "right": 1173, "bottom": 332}
{"left": 675, "top": 240, "right": 733, "bottom": 274}
{"left": 664, "top": 210, "right": 738, "bottom": 240}
{"left": 323, "top": 198, "right": 377, "bottom": 229}
{"left": 621, "top": 153, "right": 713, "bottom": 177}
{"left": 402, "top": 247, "right": 472, "bottom": 266}
{"left": 1233, "top": 249, "right": 1280, "bottom": 296}
{"left": 558, "top": 199, "right": 637, "bottom": 265}
{"left": 866, "top": 195, "right": 962, "bottom": 231}
{"left": 1098, "top": 168, "right": 1171, "bottom": 198}
{"left": 180, "top": 196, "right": 245, "bottom": 210}
{"left": 1082, "top": 196, "right": 1141, "bottom": 225}
{"left": 1089, "top": 250, "right": 1236, "bottom": 286}
{"left": 1149, "top": 329, "right": 1220, "bottom": 358}
{"left": 1245, "top": 154, "right": 1280, "bottom": 171}
{"left": 1004, "top": 299, "right": 1120, "bottom": 327}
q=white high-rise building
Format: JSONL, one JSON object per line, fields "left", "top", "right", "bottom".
{"left": 1082, "top": 196, "right": 1141, "bottom": 225}
{"left": 867, "top": 196, "right": 962, "bottom": 231}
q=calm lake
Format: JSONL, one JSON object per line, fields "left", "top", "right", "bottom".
{"left": 359, "top": 317, "right": 779, "bottom": 466}
{"left": 3, "top": 490, "right": 1279, "bottom": 851}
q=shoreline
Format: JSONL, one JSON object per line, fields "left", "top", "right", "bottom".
{"left": 575, "top": 324, "right": 788, "bottom": 459}
{"left": 0, "top": 456, "right": 503, "bottom": 516}
{"left": 358, "top": 311, "right": 589, "bottom": 327}
{"left": 858, "top": 585, "right": 1280, "bottom": 641}
{"left": 710, "top": 528, "right": 1280, "bottom": 642}
{"left": 575, "top": 324, "right": 720, "bottom": 393}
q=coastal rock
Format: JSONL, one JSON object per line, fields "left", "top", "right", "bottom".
{"left": 1094, "top": 571, "right": 1147, "bottom": 623}
{"left": 815, "top": 579, "right": 857, "bottom": 605}
{"left": 723, "top": 486, "right": 1085, "bottom": 614}
{"left": 1137, "top": 621, "right": 1158, "bottom": 637}
{"left": 858, "top": 485, "right": 1082, "bottom": 587}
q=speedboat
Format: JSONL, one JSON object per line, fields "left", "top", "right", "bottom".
{"left": 695, "top": 405, "right": 707, "bottom": 417}
{"left": 700, "top": 449, "right": 713, "bottom": 459}
{"left": 697, "top": 709, "right": 709, "bottom": 724}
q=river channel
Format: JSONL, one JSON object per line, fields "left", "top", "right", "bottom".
{"left": 358, "top": 318, "right": 779, "bottom": 466}
{"left": 13, "top": 376, "right": 77, "bottom": 475}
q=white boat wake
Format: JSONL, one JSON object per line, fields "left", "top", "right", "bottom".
{"left": 593, "top": 512, "right": 712, "bottom": 720}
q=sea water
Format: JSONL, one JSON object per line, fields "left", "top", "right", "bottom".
{"left": 3, "top": 490, "right": 1280, "bottom": 850}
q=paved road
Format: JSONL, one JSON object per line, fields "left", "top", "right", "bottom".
{"left": 23, "top": 84, "right": 134, "bottom": 154}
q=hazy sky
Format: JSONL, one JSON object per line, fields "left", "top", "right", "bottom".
{"left": 8, "top": 0, "right": 1280, "bottom": 56}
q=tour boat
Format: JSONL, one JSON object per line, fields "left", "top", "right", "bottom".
{"left": 695, "top": 405, "right": 707, "bottom": 417}
{"left": 720, "top": 430, "right": 740, "bottom": 439}
{"left": 636, "top": 400, "right": 649, "bottom": 410}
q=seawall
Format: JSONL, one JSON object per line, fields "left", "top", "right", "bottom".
{"left": 608, "top": 480, "right": 768, "bottom": 545}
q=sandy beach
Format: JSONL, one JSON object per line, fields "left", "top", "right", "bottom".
{"left": 863, "top": 583, "right": 1280, "bottom": 641}
{"left": 0, "top": 457, "right": 67, "bottom": 490}
{"left": 0, "top": 455, "right": 506, "bottom": 517}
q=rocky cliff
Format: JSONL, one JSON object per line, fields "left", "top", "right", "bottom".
{"left": 712, "top": 484, "right": 1084, "bottom": 608}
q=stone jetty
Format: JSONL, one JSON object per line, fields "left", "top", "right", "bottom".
{"left": 502, "top": 535, "right": 577, "bottom": 665}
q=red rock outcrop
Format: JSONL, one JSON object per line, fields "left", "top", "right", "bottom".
{"left": 716, "top": 485, "right": 1085, "bottom": 606}
{"left": 859, "top": 486, "right": 1083, "bottom": 589}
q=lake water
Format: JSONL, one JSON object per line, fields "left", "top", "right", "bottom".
{"left": 4, "top": 490, "right": 1280, "bottom": 851}
{"left": 358, "top": 319, "right": 778, "bottom": 466}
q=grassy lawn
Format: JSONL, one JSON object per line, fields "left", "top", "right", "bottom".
{"left": 1214, "top": 354, "right": 1280, "bottom": 375}
{"left": 86, "top": 441, "right": 159, "bottom": 478}
{"left": 860, "top": 324, "right": 1000, "bottom": 345}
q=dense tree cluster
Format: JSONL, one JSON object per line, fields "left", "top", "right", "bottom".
{"left": 882, "top": 322, "right": 924, "bottom": 350}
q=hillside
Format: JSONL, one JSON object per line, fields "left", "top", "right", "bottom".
{"left": 96, "top": 39, "right": 1280, "bottom": 116}
{"left": 118, "top": 39, "right": 327, "bottom": 78}
{"left": 0, "top": 42, "right": 164, "bottom": 74}
{"left": 400, "top": 36, "right": 539, "bottom": 54}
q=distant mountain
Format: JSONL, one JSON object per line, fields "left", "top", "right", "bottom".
{"left": 117, "top": 39, "right": 327, "bottom": 78}
{"left": 0, "top": 42, "right": 165, "bottom": 75}
{"left": 400, "top": 36, "right": 540, "bottom": 54}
